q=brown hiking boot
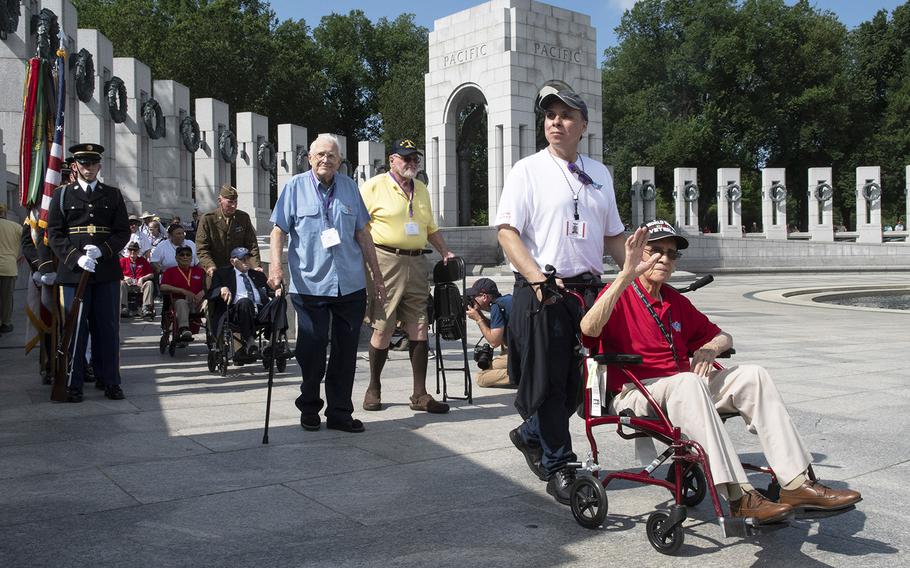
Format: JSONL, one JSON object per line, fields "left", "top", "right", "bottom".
{"left": 779, "top": 480, "right": 862, "bottom": 511}
{"left": 363, "top": 388, "right": 382, "bottom": 411}
{"left": 729, "top": 490, "right": 793, "bottom": 524}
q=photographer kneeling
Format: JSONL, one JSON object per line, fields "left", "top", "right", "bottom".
{"left": 465, "top": 278, "right": 513, "bottom": 388}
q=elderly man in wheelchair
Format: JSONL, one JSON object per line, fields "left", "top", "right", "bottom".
{"left": 210, "top": 247, "right": 289, "bottom": 364}
{"left": 579, "top": 220, "right": 861, "bottom": 526}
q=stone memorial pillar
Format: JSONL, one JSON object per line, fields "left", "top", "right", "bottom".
{"left": 236, "top": 111, "right": 271, "bottom": 233}
{"left": 905, "top": 165, "right": 910, "bottom": 229}
{"left": 357, "top": 141, "right": 385, "bottom": 187}
{"left": 673, "top": 167, "right": 699, "bottom": 233}
{"left": 277, "top": 123, "right": 307, "bottom": 196}
{"left": 807, "top": 167, "right": 834, "bottom": 242}
{"left": 44, "top": 1, "right": 79, "bottom": 151}
{"left": 193, "top": 98, "right": 231, "bottom": 214}
{"left": 716, "top": 167, "right": 742, "bottom": 238}
{"left": 855, "top": 166, "right": 882, "bottom": 243}
{"left": 151, "top": 79, "right": 193, "bottom": 218}
{"left": 77, "top": 29, "right": 115, "bottom": 183}
{"left": 112, "top": 57, "right": 152, "bottom": 214}
{"left": 0, "top": 0, "right": 39, "bottom": 181}
{"left": 761, "top": 167, "right": 787, "bottom": 240}
{"left": 630, "top": 166, "right": 656, "bottom": 227}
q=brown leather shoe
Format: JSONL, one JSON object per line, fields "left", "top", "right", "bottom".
{"left": 729, "top": 490, "right": 793, "bottom": 524}
{"left": 363, "top": 388, "right": 382, "bottom": 411}
{"left": 409, "top": 393, "right": 449, "bottom": 414}
{"left": 779, "top": 480, "right": 861, "bottom": 511}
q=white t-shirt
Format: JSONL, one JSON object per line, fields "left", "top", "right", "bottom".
{"left": 150, "top": 239, "right": 198, "bottom": 271}
{"left": 495, "top": 149, "right": 624, "bottom": 277}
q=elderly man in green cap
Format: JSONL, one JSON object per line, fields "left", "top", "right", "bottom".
{"left": 195, "top": 184, "right": 261, "bottom": 277}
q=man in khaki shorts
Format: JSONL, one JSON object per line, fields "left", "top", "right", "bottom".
{"left": 360, "top": 138, "right": 455, "bottom": 413}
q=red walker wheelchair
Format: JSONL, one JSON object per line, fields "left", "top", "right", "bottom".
{"left": 554, "top": 275, "right": 814, "bottom": 555}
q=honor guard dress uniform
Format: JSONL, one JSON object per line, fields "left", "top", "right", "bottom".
{"left": 46, "top": 144, "right": 131, "bottom": 402}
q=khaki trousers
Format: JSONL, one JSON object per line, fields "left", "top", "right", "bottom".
{"left": 120, "top": 280, "right": 154, "bottom": 309}
{"left": 610, "top": 364, "right": 811, "bottom": 487}
{"left": 476, "top": 354, "right": 510, "bottom": 387}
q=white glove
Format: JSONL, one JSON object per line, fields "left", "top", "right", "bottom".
{"left": 32, "top": 272, "right": 43, "bottom": 284}
{"left": 41, "top": 272, "right": 57, "bottom": 285}
{"left": 77, "top": 255, "right": 97, "bottom": 272}
{"left": 83, "top": 244, "right": 102, "bottom": 259}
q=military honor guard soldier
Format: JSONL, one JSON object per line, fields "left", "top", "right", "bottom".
{"left": 46, "top": 144, "right": 131, "bottom": 402}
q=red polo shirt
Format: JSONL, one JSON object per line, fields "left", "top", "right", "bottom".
{"left": 160, "top": 265, "right": 205, "bottom": 295}
{"left": 119, "top": 256, "right": 154, "bottom": 280}
{"left": 584, "top": 278, "right": 721, "bottom": 393}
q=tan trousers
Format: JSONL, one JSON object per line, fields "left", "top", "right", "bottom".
{"left": 173, "top": 298, "right": 190, "bottom": 328}
{"left": 610, "top": 364, "right": 811, "bottom": 487}
{"left": 476, "top": 354, "right": 510, "bottom": 387}
{"left": 120, "top": 280, "right": 154, "bottom": 309}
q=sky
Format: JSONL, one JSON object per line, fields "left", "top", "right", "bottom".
{"left": 272, "top": 1, "right": 906, "bottom": 59}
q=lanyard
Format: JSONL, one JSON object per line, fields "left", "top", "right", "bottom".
{"left": 177, "top": 266, "right": 194, "bottom": 289}
{"left": 311, "top": 170, "right": 336, "bottom": 224}
{"left": 632, "top": 281, "right": 680, "bottom": 370}
{"left": 389, "top": 173, "right": 415, "bottom": 218}
{"left": 130, "top": 261, "right": 137, "bottom": 279}
{"left": 550, "top": 153, "right": 585, "bottom": 220}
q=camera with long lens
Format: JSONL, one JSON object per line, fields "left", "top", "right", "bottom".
{"left": 474, "top": 341, "right": 494, "bottom": 370}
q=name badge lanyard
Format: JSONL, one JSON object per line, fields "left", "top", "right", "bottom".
{"left": 389, "top": 172, "right": 415, "bottom": 220}
{"left": 311, "top": 170, "right": 336, "bottom": 227}
{"left": 632, "top": 281, "right": 681, "bottom": 371}
{"left": 550, "top": 154, "right": 587, "bottom": 220}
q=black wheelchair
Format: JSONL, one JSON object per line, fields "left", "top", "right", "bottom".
{"left": 158, "top": 293, "right": 206, "bottom": 357}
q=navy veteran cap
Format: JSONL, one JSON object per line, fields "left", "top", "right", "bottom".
{"left": 69, "top": 143, "right": 104, "bottom": 162}
{"left": 390, "top": 138, "right": 422, "bottom": 157}
{"left": 536, "top": 86, "right": 589, "bottom": 121}
{"left": 642, "top": 219, "right": 689, "bottom": 250}
{"left": 230, "top": 247, "right": 251, "bottom": 259}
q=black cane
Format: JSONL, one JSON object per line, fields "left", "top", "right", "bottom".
{"left": 262, "top": 283, "right": 286, "bottom": 444}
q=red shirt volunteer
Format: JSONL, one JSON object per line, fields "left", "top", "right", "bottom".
{"left": 119, "top": 255, "right": 154, "bottom": 280}
{"left": 160, "top": 264, "right": 205, "bottom": 295}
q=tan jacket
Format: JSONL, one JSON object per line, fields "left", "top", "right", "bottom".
{"left": 195, "top": 208, "right": 260, "bottom": 272}
{"left": 0, "top": 217, "right": 25, "bottom": 277}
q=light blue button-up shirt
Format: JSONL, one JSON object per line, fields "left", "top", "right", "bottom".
{"left": 270, "top": 171, "right": 370, "bottom": 296}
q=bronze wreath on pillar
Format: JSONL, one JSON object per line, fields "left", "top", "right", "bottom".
{"left": 0, "top": 0, "right": 21, "bottom": 41}
{"left": 142, "top": 98, "right": 165, "bottom": 139}
{"left": 72, "top": 48, "right": 95, "bottom": 103}
{"left": 105, "top": 76, "right": 127, "bottom": 123}
{"left": 258, "top": 141, "right": 276, "bottom": 172}
{"left": 180, "top": 115, "right": 200, "bottom": 152}
{"left": 219, "top": 128, "right": 237, "bottom": 163}
{"left": 32, "top": 8, "right": 59, "bottom": 61}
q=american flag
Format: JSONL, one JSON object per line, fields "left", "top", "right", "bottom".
{"left": 38, "top": 50, "right": 67, "bottom": 231}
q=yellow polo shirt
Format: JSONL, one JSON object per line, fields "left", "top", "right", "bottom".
{"left": 360, "top": 173, "right": 438, "bottom": 250}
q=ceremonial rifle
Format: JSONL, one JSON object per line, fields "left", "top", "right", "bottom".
{"left": 51, "top": 270, "right": 90, "bottom": 402}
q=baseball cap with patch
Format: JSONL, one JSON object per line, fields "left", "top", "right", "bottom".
{"left": 642, "top": 219, "right": 689, "bottom": 250}
{"left": 390, "top": 138, "right": 422, "bottom": 157}
{"left": 536, "top": 86, "right": 588, "bottom": 121}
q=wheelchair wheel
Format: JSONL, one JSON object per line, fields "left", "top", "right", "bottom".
{"left": 207, "top": 351, "right": 216, "bottom": 373}
{"left": 159, "top": 334, "right": 168, "bottom": 354}
{"left": 569, "top": 476, "right": 608, "bottom": 529}
{"left": 646, "top": 511, "right": 684, "bottom": 555}
{"left": 666, "top": 464, "right": 707, "bottom": 507}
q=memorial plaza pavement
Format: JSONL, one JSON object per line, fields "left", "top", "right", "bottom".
{"left": 0, "top": 270, "right": 907, "bottom": 567}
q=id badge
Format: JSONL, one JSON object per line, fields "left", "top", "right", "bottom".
{"left": 565, "top": 219, "right": 587, "bottom": 240}
{"left": 404, "top": 221, "right": 420, "bottom": 236}
{"left": 320, "top": 227, "right": 341, "bottom": 248}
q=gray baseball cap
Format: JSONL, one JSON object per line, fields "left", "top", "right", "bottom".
{"left": 536, "top": 86, "right": 588, "bottom": 121}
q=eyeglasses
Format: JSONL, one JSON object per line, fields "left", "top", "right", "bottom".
{"left": 567, "top": 162, "right": 595, "bottom": 186}
{"left": 312, "top": 151, "right": 338, "bottom": 162}
{"left": 645, "top": 246, "right": 682, "bottom": 260}
{"left": 176, "top": 253, "right": 192, "bottom": 257}
{"left": 395, "top": 154, "right": 420, "bottom": 163}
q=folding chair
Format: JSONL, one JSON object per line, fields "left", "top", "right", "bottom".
{"left": 431, "top": 256, "right": 472, "bottom": 403}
